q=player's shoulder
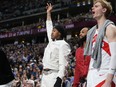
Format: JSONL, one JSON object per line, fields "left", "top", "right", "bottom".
{"left": 106, "top": 24, "right": 116, "bottom": 34}
{"left": 59, "top": 40, "right": 70, "bottom": 47}
{"left": 106, "top": 23, "right": 116, "bottom": 41}
{"left": 107, "top": 23, "right": 116, "bottom": 30}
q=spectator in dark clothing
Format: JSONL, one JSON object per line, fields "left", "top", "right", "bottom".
{"left": 0, "top": 48, "right": 14, "bottom": 86}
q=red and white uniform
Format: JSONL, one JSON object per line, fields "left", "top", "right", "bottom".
{"left": 87, "top": 30, "right": 116, "bottom": 87}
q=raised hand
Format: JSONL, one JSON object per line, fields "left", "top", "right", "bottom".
{"left": 46, "top": 3, "right": 53, "bottom": 13}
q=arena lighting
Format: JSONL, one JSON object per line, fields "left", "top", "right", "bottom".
{"left": 88, "top": 0, "right": 91, "bottom": 4}
{"left": 82, "top": 1, "right": 86, "bottom": 6}
{"left": 75, "top": 34, "right": 78, "bottom": 37}
{"left": 76, "top": 0, "right": 92, "bottom": 7}
{"left": 22, "top": 40, "right": 25, "bottom": 43}
{"left": 77, "top": 2, "right": 80, "bottom": 7}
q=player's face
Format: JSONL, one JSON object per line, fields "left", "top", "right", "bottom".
{"left": 51, "top": 28, "right": 61, "bottom": 40}
{"left": 79, "top": 28, "right": 88, "bottom": 39}
{"left": 92, "top": 2, "right": 106, "bottom": 19}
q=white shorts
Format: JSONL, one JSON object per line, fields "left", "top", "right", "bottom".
{"left": 87, "top": 69, "right": 116, "bottom": 87}
{"left": 41, "top": 71, "right": 58, "bottom": 87}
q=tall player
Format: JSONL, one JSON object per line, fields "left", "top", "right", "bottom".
{"left": 84, "top": 0, "right": 116, "bottom": 87}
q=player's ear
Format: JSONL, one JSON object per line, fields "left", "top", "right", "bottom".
{"left": 102, "top": 8, "right": 107, "bottom": 13}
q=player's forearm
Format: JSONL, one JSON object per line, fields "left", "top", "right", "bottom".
{"left": 47, "top": 12, "right": 51, "bottom": 21}
{"left": 106, "top": 42, "right": 116, "bottom": 83}
{"left": 108, "top": 42, "right": 116, "bottom": 74}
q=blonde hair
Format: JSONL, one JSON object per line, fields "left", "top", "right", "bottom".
{"left": 94, "top": 0, "right": 112, "bottom": 17}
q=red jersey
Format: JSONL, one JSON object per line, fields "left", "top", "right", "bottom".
{"left": 73, "top": 47, "right": 90, "bottom": 87}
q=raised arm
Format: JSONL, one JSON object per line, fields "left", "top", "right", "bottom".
{"left": 46, "top": 3, "right": 52, "bottom": 21}
{"left": 46, "top": 3, "right": 53, "bottom": 42}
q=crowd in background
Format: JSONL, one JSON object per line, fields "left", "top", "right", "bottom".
{"left": 0, "top": 12, "right": 93, "bottom": 33}
{"left": 0, "top": 37, "right": 78, "bottom": 87}
{"left": 0, "top": 0, "right": 116, "bottom": 87}
{"left": 1, "top": 43, "right": 46, "bottom": 87}
{"left": 0, "top": 0, "right": 73, "bottom": 20}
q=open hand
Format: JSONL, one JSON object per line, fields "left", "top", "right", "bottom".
{"left": 46, "top": 3, "right": 53, "bottom": 13}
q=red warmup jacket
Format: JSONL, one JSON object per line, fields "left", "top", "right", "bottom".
{"left": 73, "top": 47, "right": 90, "bottom": 87}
